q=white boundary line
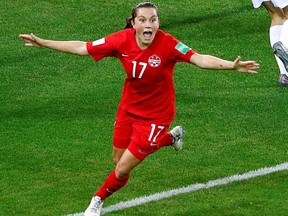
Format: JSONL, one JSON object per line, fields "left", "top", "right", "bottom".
{"left": 67, "top": 162, "right": 288, "bottom": 216}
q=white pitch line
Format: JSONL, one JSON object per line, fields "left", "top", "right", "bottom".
{"left": 67, "top": 162, "right": 288, "bottom": 216}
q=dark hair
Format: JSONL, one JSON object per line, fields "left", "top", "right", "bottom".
{"left": 124, "top": 2, "right": 158, "bottom": 29}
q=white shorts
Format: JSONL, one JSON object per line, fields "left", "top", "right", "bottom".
{"left": 252, "top": 0, "right": 288, "bottom": 8}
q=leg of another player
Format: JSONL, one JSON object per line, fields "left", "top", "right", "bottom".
{"left": 263, "top": 2, "right": 288, "bottom": 85}
{"left": 263, "top": 2, "right": 286, "bottom": 64}
{"left": 280, "top": 5, "right": 288, "bottom": 48}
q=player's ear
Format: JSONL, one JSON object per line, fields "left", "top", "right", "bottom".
{"left": 131, "top": 20, "right": 135, "bottom": 29}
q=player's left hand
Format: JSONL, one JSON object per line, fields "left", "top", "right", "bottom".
{"left": 19, "top": 33, "right": 44, "bottom": 48}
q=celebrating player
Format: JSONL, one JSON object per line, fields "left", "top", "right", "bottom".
{"left": 252, "top": 0, "right": 288, "bottom": 86}
{"left": 19, "top": 2, "right": 259, "bottom": 216}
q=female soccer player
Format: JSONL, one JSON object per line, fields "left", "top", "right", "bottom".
{"left": 20, "top": 2, "right": 259, "bottom": 216}
{"left": 252, "top": 0, "right": 288, "bottom": 86}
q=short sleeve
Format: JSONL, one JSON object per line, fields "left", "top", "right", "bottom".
{"left": 86, "top": 35, "right": 116, "bottom": 61}
{"left": 167, "top": 34, "right": 196, "bottom": 63}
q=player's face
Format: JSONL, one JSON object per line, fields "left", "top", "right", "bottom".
{"left": 132, "top": 7, "right": 159, "bottom": 49}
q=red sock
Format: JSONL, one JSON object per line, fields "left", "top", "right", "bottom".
{"left": 94, "top": 169, "right": 130, "bottom": 200}
{"left": 157, "top": 132, "right": 174, "bottom": 148}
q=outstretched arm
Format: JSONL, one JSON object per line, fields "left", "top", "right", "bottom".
{"left": 19, "top": 33, "right": 89, "bottom": 56}
{"left": 190, "top": 53, "right": 259, "bottom": 74}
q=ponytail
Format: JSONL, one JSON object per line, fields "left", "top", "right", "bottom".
{"left": 124, "top": 17, "right": 133, "bottom": 29}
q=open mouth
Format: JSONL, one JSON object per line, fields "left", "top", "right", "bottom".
{"left": 143, "top": 30, "right": 152, "bottom": 38}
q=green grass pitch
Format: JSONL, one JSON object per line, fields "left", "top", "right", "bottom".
{"left": 1, "top": 0, "right": 288, "bottom": 215}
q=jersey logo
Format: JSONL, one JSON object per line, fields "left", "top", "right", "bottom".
{"left": 175, "top": 42, "right": 191, "bottom": 55}
{"left": 92, "top": 38, "right": 105, "bottom": 46}
{"left": 148, "top": 54, "right": 161, "bottom": 68}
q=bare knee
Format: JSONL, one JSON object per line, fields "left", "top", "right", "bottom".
{"left": 113, "top": 155, "right": 121, "bottom": 165}
{"left": 115, "top": 161, "right": 131, "bottom": 178}
{"left": 112, "top": 147, "right": 125, "bottom": 165}
{"left": 263, "top": 2, "right": 286, "bottom": 25}
{"left": 114, "top": 150, "right": 142, "bottom": 178}
{"left": 271, "top": 13, "right": 286, "bottom": 26}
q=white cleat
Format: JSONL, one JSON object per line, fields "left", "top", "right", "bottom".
{"left": 169, "top": 126, "right": 185, "bottom": 151}
{"left": 84, "top": 196, "right": 103, "bottom": 216}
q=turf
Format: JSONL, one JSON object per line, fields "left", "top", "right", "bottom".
{"left": 1, "top": 0, "right": 288, "bottom": 215}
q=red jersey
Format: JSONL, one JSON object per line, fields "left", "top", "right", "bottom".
{"left": 86, "top": 28, "right": 196, "bottom": 119}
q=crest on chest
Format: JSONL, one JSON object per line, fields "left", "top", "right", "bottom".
{"left": 148, "top": 54, "right": 161, "bottom": 68}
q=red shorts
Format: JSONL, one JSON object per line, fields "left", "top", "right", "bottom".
{"left": 113, "top": 108, "right": 174, "bottom": 161}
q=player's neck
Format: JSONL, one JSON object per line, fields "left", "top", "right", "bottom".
{"left": 135, "top": 35, "right": 152, "bottom": 50}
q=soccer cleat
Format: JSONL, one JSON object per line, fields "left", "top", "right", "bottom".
{"left": 84, "top": 196, "right": 103, "bottom": 216}
{"left": 273, "top": 41, "right": 288, "bottom": 71}
{"left": 169, "top": 126, "right": 185, "bottom": 151}
{"left": 278, "top": 74, "right": 288, "bottom": 87}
